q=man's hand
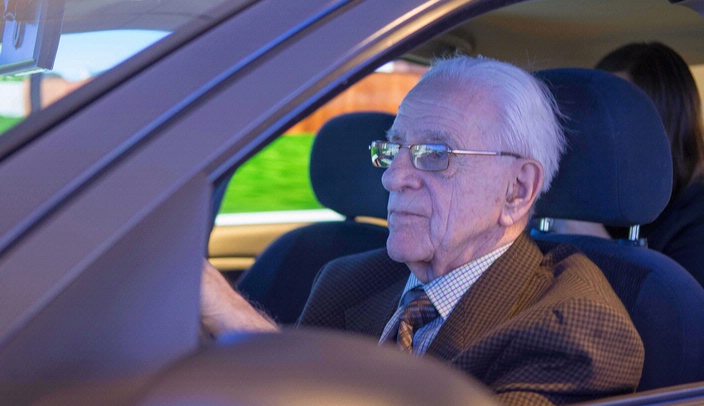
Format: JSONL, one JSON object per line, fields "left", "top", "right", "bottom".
{"left": 201, "top": 260, "right": 279, "bottom": 336}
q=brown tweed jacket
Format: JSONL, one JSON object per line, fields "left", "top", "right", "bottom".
{"left": 298, "top": 233, "right": 644, "bottom": 405}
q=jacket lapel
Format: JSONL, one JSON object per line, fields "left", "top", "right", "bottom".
{"left": 425, "top": 233, "right": 547, "bottom": 362}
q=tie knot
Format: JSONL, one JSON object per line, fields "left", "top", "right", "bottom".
{"left": 400, "top": 288, "right": 438, "bottom": 327}
{"left": 397, "top": 287, "right": 439, "bottom": 352}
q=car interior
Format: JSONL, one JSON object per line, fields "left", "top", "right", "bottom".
{"left": 235, "top": 112, "right": 393, "bottom": 324}
{"left": 222, "top": 66, "right": 704, "bottom": 392}
{"left": 204, "top": 0, "right": 704, "bottom": 401}
{"left": 207, "top": 0, "right": 704, "bottom": 278}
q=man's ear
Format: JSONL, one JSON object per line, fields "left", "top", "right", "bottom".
{"left": 499, "top": 160, "right": 544, "bottom": 227}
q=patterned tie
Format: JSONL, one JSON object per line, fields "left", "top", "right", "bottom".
{"left": 397, "top": 287, "right": 439, "bottom": 353}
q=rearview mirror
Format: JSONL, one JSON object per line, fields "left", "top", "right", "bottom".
{"left": 0, "top": 0, "right": 64, "bottom": 76}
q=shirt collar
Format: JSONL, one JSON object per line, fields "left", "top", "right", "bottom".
{"left": 401, "top": 243, "right": 513, "bottom": 319}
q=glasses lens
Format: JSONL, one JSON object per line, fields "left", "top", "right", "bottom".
{"left": 370, "top": 141, "right": 398, "bottom": 168}
{"left": 412, "top": 144, "right": 449, "bottom": 171}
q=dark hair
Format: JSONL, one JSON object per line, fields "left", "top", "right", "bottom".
{"left": 596, "top": 42, "right": 704, "bottom": 199}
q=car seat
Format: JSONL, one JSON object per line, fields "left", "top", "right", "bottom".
{"left": 236, "top": 112, "right": 394, "bottom": 325}
{"left": 532, "top": 68, "right": 704, "bottom": 391}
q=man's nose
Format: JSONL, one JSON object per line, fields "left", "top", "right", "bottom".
{"left": 381, "top": 147, "right": 422, "bottom": 192}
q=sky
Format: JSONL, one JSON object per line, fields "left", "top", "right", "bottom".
{"left": 52, "top": 29, "right": 170, "bottom": 81}
{"left": 0, "top": 29, "right": 169, "bottom": 117}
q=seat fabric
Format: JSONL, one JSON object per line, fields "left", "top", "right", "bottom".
{"left": 237, "top": 112, "right": 394, "bottom": 325}
{"left": 532, "top": 68, "right": 704, "bottom": 390}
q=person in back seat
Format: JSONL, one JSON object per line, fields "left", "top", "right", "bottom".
{"left": 201, "top": 56, "right": 644, "bottom": 405}
{"left": 554, "top": 42, "right": 704, "bottom": 287}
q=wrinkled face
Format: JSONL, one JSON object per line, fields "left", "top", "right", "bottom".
{"left": 382, "top": 79, "right": 515, "bottom": 281}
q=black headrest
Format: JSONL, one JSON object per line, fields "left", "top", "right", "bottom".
{"left": 534, "top": 68, "right": 672, "bottom": 226}
{"left": 310, "top": 112, "right": 394, "bottom": 220}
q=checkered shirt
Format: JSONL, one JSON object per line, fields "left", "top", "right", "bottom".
{"left": 380, "top": 243, "right": 512, "bottom": 355}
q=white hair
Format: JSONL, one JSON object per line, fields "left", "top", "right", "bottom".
{"left": 416, "top": 55, "right": 566, "bottom": 196}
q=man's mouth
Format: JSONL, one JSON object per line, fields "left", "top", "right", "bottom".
{"left": 388, "top": 210, "right": 425, "bottom": 220}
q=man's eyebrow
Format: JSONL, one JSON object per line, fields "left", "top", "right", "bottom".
{"left": 385, "top": 128, "right": 401, "bottom": 141}
{"left": 419, "top": 129, "right": 453, "bottom": 144}
{"left": 385, "top": 128, "right": 452, "bottom": 143}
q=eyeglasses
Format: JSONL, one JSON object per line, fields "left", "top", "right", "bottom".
{"left": 369, "top": 140, "right": 523, "bottom": 172}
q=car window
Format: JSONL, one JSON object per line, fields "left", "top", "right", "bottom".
{"left": 0, "top": 0, "right": 234, "bottom": 137}
{"left": 0, "top": 30, "right": 168, "bottom": 133}
{"left": 215, "top": 60, "right": 427, "bottom": 226}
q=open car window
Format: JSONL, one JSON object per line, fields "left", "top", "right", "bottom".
{"left": 208, "top": 61, "right": 425, "bottom": 274}
{"left": 215, "top": 61, "right": 426, "bottom": 225}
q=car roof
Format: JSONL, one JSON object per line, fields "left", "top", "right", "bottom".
{"left": 409, "top": 0, "right": 704, "bottom": 68}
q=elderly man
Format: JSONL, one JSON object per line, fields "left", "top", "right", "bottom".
{"left": 201, "top": 56, "right": 644, "bottom": 405}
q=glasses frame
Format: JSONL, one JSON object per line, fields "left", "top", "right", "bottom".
{"left": 369, "top": 140, "right": 523, "bottom": 172}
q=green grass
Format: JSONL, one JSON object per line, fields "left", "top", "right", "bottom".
{"left": 218, "top": 134, "right": 323, "bottom": 214}
{"left": 0, "top": 76, "right": 22, "bottom": 82}
{"left": 0, "top": 116, "right": 23, "bottom": 134}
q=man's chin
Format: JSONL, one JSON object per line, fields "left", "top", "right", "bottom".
{"left": 386, "top": 238, "right": 427, "bottom": 264}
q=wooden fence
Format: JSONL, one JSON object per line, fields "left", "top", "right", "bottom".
{"left": 286, "top": 71, "right": 422, "bottom": 134}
